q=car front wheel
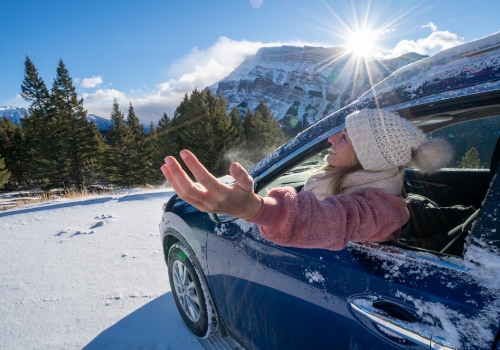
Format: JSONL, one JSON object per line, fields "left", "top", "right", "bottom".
{"left": 168, "top": 242, "right": 216, "bottom": 338}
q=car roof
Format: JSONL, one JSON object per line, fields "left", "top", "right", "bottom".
{"left": 249, "top": 31, "right": 500, "bottom": 178}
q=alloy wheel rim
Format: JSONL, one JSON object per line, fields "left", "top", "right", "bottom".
{"left": 173, "top": 259, "right": 201, "bottom": 322}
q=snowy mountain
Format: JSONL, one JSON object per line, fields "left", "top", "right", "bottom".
{"left": 208, "top": 46, "right": 426, "bottom": 131}
{"left": 86, "top": 113, "right": 112, "bottom": 130}
{"left": 0, "top": 106, "right": 28, "bottom": 125}
{"left": 0, "top": 106, "right": 112, "bottom": 131}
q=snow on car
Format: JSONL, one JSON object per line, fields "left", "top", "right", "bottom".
{"left": 160, "top": 32, "right": 500, "bottom": 350}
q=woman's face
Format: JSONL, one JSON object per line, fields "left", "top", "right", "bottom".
{"left": 326, "top": 128, "right": 357, "bottom": 167}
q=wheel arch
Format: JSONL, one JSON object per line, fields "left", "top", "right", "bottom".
{"left": 161, "top": 227, "right": 228, "bottom": 337}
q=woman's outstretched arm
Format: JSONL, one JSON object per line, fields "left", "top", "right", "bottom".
{"left": 251, "top": 187, "right": 409, "bottom": 251}
{"left": 160, "top": 150, "right": 263, "bottom": 221}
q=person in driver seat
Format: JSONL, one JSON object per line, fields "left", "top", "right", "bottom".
{"left": 161, "top": 109, "right": 454, "bottom": 251}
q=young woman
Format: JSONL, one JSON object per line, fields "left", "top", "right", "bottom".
{"left": 160, "top": 109, "right": 453, "bottom": 251}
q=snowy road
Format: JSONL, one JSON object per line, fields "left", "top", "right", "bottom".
{"left": 0, "top": 189, "right": 204, "bottom": 349}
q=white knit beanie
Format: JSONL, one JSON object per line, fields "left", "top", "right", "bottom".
{"left": 345, "top": 109, "right": 454, "bottom": 173}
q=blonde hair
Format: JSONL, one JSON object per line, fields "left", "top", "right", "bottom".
{"left": 317, "top": 130, "right": 363, "bottom": 195}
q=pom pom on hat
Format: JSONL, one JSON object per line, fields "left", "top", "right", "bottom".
{"left": 345, "top": 109, "right": 453, "bottom": 173}
{"left": 412, "top": 138, "right": 454, "bottom": 174}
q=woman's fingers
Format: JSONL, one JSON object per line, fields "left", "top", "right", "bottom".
{"left": 162, "top": 152, "right": 228, "bottom": 204}
{"left": 162, "top": 156, "right": 193, "bottom": 189}
{"left": 161, "top": 163, "right": 212, "bottom": 211}
{"left": 162, "top": 156, "right": 207, "bottom": 201}
{"left": 179, "top": 150, "right": 228, "bottom": 195}
{"left": 160, "top": 162, "right": 190, "bottom": 198}
{"left": 161, "top": 151, "right": 259, "bottom": 218}
{"left": 230, "top": 162, "right": 254, "bottom": 193}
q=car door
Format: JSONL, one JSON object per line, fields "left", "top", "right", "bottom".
{"left": 206, "top": 159, "right": 500, "bottom": 350}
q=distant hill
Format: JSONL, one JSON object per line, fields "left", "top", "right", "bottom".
{"left": 0, "top": 106, "right": 112, "bottom": 131}
{"left": 208, "top": 46, "right": 426, "bottom": 135}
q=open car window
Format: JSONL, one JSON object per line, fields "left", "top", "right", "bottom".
{"left": 254, "top": 115, "right": 500, "bottom": 259}
{"left": 397, "top": 115, "right": 500, "bottom": 257}
{"left": 257, "top": 150, "right": 329, "bottom": 196}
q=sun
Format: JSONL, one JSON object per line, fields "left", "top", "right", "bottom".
{"left": 346, "top": 30, "right": 377, "bottom": 56}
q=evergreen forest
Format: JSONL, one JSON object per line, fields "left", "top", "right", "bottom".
{"left": 0, "top": 57, "right": 285, "bottom": 191}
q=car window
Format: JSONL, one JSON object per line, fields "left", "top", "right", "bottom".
{"left": 257, "top": 149, "right": 329, "bottom": 196}
{"left": 254, "top": 115, "right": 500, "bottom": 259}
{"left": 428, "top": 115, "right": 500, "bottom": 169}
{"left": 400, "top": 115, "right": 500, "bottom": 257}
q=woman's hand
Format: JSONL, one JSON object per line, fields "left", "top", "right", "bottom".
{"left": 160, "top": 150, "right": 263, "bottom": 221}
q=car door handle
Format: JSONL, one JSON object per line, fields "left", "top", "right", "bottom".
{"left": 350, "top": 300, "right": 458, "bottom": 349}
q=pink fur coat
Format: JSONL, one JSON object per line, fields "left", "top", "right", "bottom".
{"left": 249, "top": 187, "right": 409, "bottom": 251}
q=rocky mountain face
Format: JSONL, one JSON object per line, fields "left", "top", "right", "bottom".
{"left": 0, "top": 106, "right": 111, "bottom": 131}
{"left": 208, "top": 46, "right": 426, "bottom": 135}
{"left": 86, "top": 114, "right": 112, "bottom": 131}
{"left": 0, "top": 106, "right": 28, "bottom": 125}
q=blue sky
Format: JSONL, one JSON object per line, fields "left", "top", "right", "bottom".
{"left": 1, "top": 0, "right": 499, "bottom": 124}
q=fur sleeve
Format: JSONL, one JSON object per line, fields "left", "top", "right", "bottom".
{"left": 250, "top": 187, "right": 409, "bottom": 251}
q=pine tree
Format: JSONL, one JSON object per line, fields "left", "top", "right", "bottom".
{"left": 460, "top": 147, "right": 481, "bottom": 168}
{"left": 158, "top": 112, "right": 171, "bottom": 130}
{"left": 126, "top": 103, "right": 144, "bottom": 142}
{"left": 219, "top": 106, "right": 248, "bottom": 169}
{"left": 106, "top": 99, "right": 136, "bottom": 187}
{"left": 55, "top": 60, "right": 107, "bottom": 187}
{"left": 0, "top": 122, "right": 12, "bottom": 155}
{"left": 20, "top": 56, "right": 50, "bottom": 112}
{"left": 81, "top": 121, "right": 108, "bottom": 187}
{"left": 126, "top": 103, "right": 156, "bottom": 185}
{"left": 256, "top": 100, "right": 273, "bottom": 122}
{"left": 148, "top": 121, "right": 156, "bottom": 139}
{"left": 256, "top": 100, "right": 285, "bottom": 149}
{"left": 0, "top": 125, "right": 11, "bottom": 188}
{"left": 0, "top": 118, "right": 31, "bottom": 187}
{"left": 140, "top": 121, "right": 163, "bottom": 185}
{"left": 228, "top": 106, "right": 244, "bottom": 148}
{"left": 242, "top": 102, "right": 285, "bottom": 165}
{"left": 0, "top": 153, "right": 10, "bottom": 189}
{"left": 243, "top": 108, "right": 257, "bottom": 150}
{"left": 156, "top": 111, "right": 179, "bottom": 169}
{"left": 51, "top": 59, "right": 98, "bottom": 187}
{"left": 21, "top": 56, "right": 65, "bottom": 188}
{"left": 173, "top": 89, "right": 243, "bottom": 176}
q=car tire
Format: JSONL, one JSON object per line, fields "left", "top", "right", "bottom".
{"left": 168, "top": 242, "right": 216, "bottom": 338}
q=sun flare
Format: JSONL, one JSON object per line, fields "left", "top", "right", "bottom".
{"left": 346, "top": 30, "right": 377, "bottom": 56}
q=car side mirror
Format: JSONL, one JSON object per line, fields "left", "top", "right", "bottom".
{"left": 208, "top": 213, "right": 238, "bottom": 224}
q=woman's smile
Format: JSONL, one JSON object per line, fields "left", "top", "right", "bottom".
{"left": 326, "top": 128, "right": 357, "bottom": 167}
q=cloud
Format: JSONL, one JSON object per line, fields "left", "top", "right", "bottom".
{"left": 79, "top": 30, "right": 465, "bottom": 123}
{"left": 165, "top": 36, "right": 269, "bottom": 89}
{"left": 421, "top": 22, "right": 438, "bottom": 32}
{"left": 379, "top": 27, "right": 395, "bottom": 35}
{"left": 81, "top": 76, "right": 103, "bottom": 88}
{"left": 374, "top": 30, "right": 464, "bottom": 58}
{"left": 83, "top": 89, "right": 125, "bottom": 101}
{"left": 82, "top": 36, "right": 319, "bottom": 124}
{"left": 250, "top": 0, "right": 263, "bottom": 9}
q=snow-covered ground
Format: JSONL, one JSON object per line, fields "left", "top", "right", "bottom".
{"left": 0, "top": 188, "right": 204, "bottom": 349}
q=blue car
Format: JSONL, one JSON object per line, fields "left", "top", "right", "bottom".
{"left": 159, "top": 32, "right": 500, "bottom": 350}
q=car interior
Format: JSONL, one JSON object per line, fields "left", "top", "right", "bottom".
{"left": 257, "top": 104, "right": 500, "bottom": 258}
